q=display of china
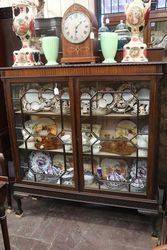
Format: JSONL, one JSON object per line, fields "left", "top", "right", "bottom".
{"left": 42, "top": 36, "right": 59, "bottom": 65}
{"left": 130, "top": 177, "right": 146, "bottom": 193}
{"left": 12, "top": 0, "right": 42, "bottom": 67}
{"left": 122, "top": 0, "right": 151, "bottom": 62}
{"left": 92, "top": 89, "right": 115, "bottom": 115}
{"left": 61, "top": 168, "right": 74, "bottom": 185}
{"left": 61, "top": 134, "right": 72, "bottom": 151}
{"left": 90, "top": 137, "right": 102, "bottom": 154}
{"left": 19, "top": 87, "right": 70, "bottom": 114}
{"left": 115, "top": 20, "right": 131, "bottom": 49}
{"left": 21, "top": 119, "right": 37, "bottom": 148}
{"left": 82, "top": 132, "right": 91, "bottom": 152}
{"left": 130, "top": 160, "right": 147, "bottom": 181}
{"left": 81, "top": 92, "right": 91, "bottom": 115}
{"left": 84, "top": 171, "right": 94, "bottom": 186}
{"left": 100, "top": 32, "right": 118, "bottom": 63}
{"left": 131, "top": 88, "right": 150, "bottom": 115}
{"left": 113, "top": 83, "right": 136, "bottom": 113}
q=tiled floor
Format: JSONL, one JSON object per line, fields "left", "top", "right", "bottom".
{"left": 0, "top": 198, "right": 157, "bottom": 250}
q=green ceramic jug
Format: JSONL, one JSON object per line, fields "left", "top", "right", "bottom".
{"left": 100, "top": 32, "right": 118, "bottom": 63}
{"left": 42, "top": 36, "right": 59, "bottom": 65}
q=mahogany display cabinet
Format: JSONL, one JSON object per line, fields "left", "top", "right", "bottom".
{"left": 1, "top": 62, "right": 166, "bottom": 216}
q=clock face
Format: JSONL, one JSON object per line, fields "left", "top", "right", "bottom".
{"left": 62, "top": 12, "right": 91, "bottom": 44}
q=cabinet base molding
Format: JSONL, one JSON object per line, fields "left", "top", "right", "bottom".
{"left": 13, "top": 183, "right": 158, "bottom": 216}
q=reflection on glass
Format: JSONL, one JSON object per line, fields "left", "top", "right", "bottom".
{"left": 151, "top": 21, "right": 167, "bottom": 48}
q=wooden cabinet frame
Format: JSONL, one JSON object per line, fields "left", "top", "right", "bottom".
{"left": 1, "top": 62, "right": 166, "bottom": 215}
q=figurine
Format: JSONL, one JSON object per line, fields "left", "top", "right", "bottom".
{"left": 122, "top": 0, "right": 151, "bottom": 62}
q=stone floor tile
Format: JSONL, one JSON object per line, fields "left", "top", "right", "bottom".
{"left": 0, "top": 198, "right": 155, "bottom": 250}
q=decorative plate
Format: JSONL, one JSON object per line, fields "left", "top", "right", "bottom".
{"left": 115, "top": 120, "right": 137, "bottom": 140}
{"left": 53, "top": 154, "right": 73, "bottom": 171}
{"left": 25, "top": 89, "right": 40, "bottom": 104}
{"left": 29, "top": 152, "right": 52, "bottom": 174}
{"left": 101, "top": 158, "right": 128, "bottom": 180}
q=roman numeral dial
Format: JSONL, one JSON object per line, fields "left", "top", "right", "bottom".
{"left": 62, "top": 12, "right": 91, "bottom": 44}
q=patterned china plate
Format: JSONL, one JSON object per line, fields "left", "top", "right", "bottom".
{"left": 29, "top": 152, "right": 52, "bottom": 174}
{"left": 101, "top": 158, "right": 128, "bottom": 179}
{"left": 115, "top": 120, "right": 137, "bottom": 140}
{"left": 25, "top": 89, "right": 40, "bottom": 104}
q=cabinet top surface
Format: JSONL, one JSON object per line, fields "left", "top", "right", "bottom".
{"left": 1, "top": 62, "right": 167, "bottom": 79}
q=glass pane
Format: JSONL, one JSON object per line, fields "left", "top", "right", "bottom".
{"left": 80, "top": 80, "right": 150, "bottom": 194}
{"left": 11, "top": 81, "right": 75, "bottom": 188}
{"left": 151, "top": 21, "right": 167, "bottom": 48}
{"left": 104, "top": 0, "right": 111, "bottom": 13}
{"left": 119, "top": 0, "right": 127, "bottom": 12}
{"left": 112, "top": 0, "right": 119, "bottom": 13}
{"left": 157, "top": 0, "right": 166, "bottom": 8}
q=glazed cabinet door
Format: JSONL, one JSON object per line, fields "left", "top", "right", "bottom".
{"left": 5, "top": 78, "right": 78, "bottom": 190}
{"left": 76, "top": 77, "right": 155, "bottom": 197}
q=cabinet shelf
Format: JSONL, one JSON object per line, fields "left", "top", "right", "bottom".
{"left": 19, "top": 144, "right": 73, "bottom": 154}
{"left": 83, "top": 151, "right": 147, "bottom": 159}
{"left": 81, "top": 113, "right": 149, "bottom": 118}
{"left": 15, "top": 110, "right": 71, "bottom": 117}
{"left": 15, "top": 110, "right": 149, "bottom": 119}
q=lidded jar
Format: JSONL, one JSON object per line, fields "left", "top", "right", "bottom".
{"left": 115, "top": 20, "right": 131, "bottom": 49}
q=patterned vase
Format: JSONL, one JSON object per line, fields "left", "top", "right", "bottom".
{"left": 12, "top": 0, "right": 42, "bottom": 67}
{"left": 122, "top": 0, "right": 151, "bottom": 63}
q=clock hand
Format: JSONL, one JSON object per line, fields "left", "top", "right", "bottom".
{"left": 75, "top": 21, "right": 82, "bottom": 31}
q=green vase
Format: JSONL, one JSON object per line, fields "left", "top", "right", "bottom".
{"left": 100, "top": 32, "right": 118, "bottom": 63}
{"left": 42, "top": 36, "right": 59, "bottom": 65}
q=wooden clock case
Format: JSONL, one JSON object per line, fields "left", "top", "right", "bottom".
{"left": 61, "top": 4, "right": 100, "bottom": 64}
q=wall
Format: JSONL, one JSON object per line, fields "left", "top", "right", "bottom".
{"left": 44, "top": 0, "right": 95, "bottom": 17}
{"left": 0, "top": 0, "right": 95, "bottom": 17}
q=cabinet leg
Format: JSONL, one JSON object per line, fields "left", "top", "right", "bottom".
{"left": 6, "top": 184, "right": 12, "bottom": 211}
{"left": 151, "top": 215, "right": 159, "bottom": 238}
{"left": 13, "top": 195, "right": 23, "bottom": 217}
{"left": 0, "top": 205, "right": 11, "bottom": 250}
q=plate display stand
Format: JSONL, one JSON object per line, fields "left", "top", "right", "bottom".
{"left": 1, "top": 62, "right": 166, "bottom": 216}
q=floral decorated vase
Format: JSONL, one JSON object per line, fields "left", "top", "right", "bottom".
{"left": 122, "top": 0, "right": 151, "bottom": 62}
{"left": 12, "top": 0, "right": 41, "bottom": 67}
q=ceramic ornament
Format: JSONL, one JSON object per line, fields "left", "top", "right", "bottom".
{"left": 12, "top": 0, "right": 42, "bottom": 67}
{"left": 122, "top": 0, "right": 151, "bottom": 63}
